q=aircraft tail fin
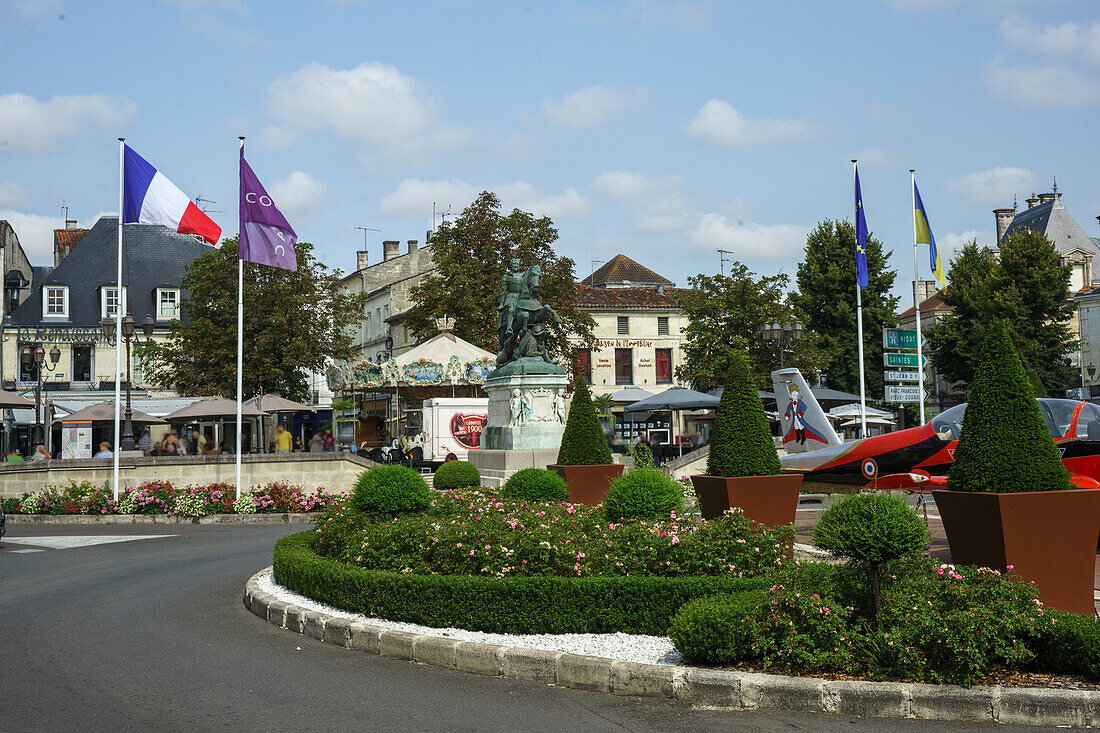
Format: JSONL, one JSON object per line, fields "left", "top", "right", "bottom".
{"left": 771, "top": 368, "right": 842, "bottom": 453}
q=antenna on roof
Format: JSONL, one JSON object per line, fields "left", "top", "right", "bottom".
{"left": 590, "top": 258, "right": 605, "bottom": 278}
{"left": 1013, "top": 194, "right": 1017, "bottom": 213}
{"left": 718, "top": 248, "right": 735, "bottom": 276}
{"left": 61, "top": 201, "right": 69, "bottom": 221}
{"left": 194, "top": 196, "right": 222, "bottom": 214}
{"left": 1052, "top": 175, "right": 1058, "bottom": 196}
{"left": 356, "top": 225, "right": 380, "bottom": 249}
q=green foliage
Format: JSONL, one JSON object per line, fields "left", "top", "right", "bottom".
{"left": 432, "top": 460, "right": 481, "bottom": 491}
{"left": 949, "top": 320, "right": 1072, "bottom": 493}
{"left": 1032, "top": 610, "right": 1100, "bottom": 680}
{"left": 675, "top": 266, "right": 820, "bottom": 391}
{"left": 556, "top": 377, "right": 613, "bottom": 465}
{"left": 275, "top": 530, "right": 767, "bottom": 635}
{"left": 753, "top": 581, "right": 857, "bottom": 674}
{"left": 667, "top": 591, "right": 765, "bottom": 665}
{"left": 927, "top": 233, "right": 1076, "bottom": 393}
{"left": 404, "top": 191, "right": 595, "bottom": 363}
{"left": 603, "top": 469, "right": 682, "bottom": 521}
{"left": 789, "top": 219, "right": 899, "bottom": 398}
{"left": 142, "top": 237, "right": 363, "bottom": 398}
{"left": 630, "top": 442, "right": 654, "bottom": 469}
{"left": 352, "top": 465, "right": 432, "bottom": 516}
{"left": 706, "top": 352, "right": 781, "bottom": 477}
{"left": 811, "top": 492, "right": 929, "bottom": 564}
{"left": 500, "top": 468, "right": 568, "bottom": 502}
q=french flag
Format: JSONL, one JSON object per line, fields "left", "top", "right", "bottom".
{"left": 122, "top": 145, "right": 222, "bottom": 246}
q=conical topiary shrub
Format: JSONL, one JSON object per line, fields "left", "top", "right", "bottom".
{"left": 556, "top": 376, "right": 613, "bottom": 465}
{"left": 706, "top": 352, "right": 781, "bottom": 478}
{"left": 948, "top": 320, "right": 1071, "bottom": 493}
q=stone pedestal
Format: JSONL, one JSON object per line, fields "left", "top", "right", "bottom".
{"left": 469, "top": 371, "right": 569, "bottom": 488}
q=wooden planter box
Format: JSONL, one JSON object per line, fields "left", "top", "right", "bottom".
{"left": 547, "top": 464, "right": 624, "bottom": 505}
{"left": 932, "top": 488, "right": 1100, "bottom": 615}
{"left": 691, "top": 474, "right": 803, "bottom": 526}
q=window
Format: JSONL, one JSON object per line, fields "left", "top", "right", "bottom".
{"left": 102, "top": 287, "right": 126, "bottom": 318}
{"left": 656, "top": 348, "right": 672, "bottom": 384}
{"left": 617, "top": 316, "right": 629, "bottom": 335}
{"left": 574, "top": 348, "right": 591, "bottom": 384}
{"left": 44, "top": 286, "right": 67, "bottom": 317}
{"left": 1072, "top": 264, "right": 1086, "bottom": 291}
{"left": 401, "top": 326, "right": 409, "bottom": 344}
{"left": 615, "top": 348, "right": 632, "bottom": 385}
{"left": 157, "top": 289, "right": 179, "bottom": 319}
{"left": 71, "top": 345, "right": 92, "bottom": 383}
{"left": 657, "top": 316, "right": 669, "bottom": 336}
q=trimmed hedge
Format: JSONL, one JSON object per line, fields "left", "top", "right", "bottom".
{"left": 352, "top": 465, "right": 431, "bottom": 516}
{"left": 707, "top": 351, "right": 781, "bottom": 478}
{"left": 667, "top": 591, "right": 766, "bottom": 665}
{"left": 1033, "top": 610, "right": 1100, "bottom": 679}
{"left": 603, "top": 469, "right": 682, "bottom": 521}
{"left": 273, "top": 531, "right": 765, "bottom": 635}
{"left": 433, "top": 460, "right": 481, "bottom": 491}
{"left": 500, "top": 467, "right": 568, "bottom": 502}
{"left": 556, "top": 377, "right": 613, "bottom": 466}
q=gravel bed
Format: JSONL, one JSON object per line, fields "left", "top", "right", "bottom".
{"left": 257, "top": 569, "right": 682, "bottom": 665}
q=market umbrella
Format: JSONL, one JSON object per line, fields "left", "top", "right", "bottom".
{"left": 811, "top": 385, "right": 864, "bottom": 402}
{"left": 163, "top": 396, "right": 266, "bottom": 421}
{"left": 246, "top": 394, "right": 316, "bottom": 413}
{"left": 53, "top": 401, "right": 166, "bottom": 425}
{"left": 608, "top": 386, "right": 653, "bottom": 405}
{"left": 625, "top": 386, "right": 719, "bottom": 412}
{"left": 708, "top": 387, "right": 776, "bottom": 402}
{"left": 0, "top": 389, "right": 36, "bottom": 410}
{"left": 827, "top": 403, "right": 894, "bottom": 420}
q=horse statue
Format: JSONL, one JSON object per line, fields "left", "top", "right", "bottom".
{"left": 495, "top": 263, "right": 561, "bottom": 368}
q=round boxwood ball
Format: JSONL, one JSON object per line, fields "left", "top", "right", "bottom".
{"left": 603, "top": 469, "right": 682, "bottom": 521}
{"left": 501, "top": 467, "right": 568, "bottom": 502}
{"left": 432, "top": 460, "right": 481, "bottom": 491}
{"left": 667, "top": 591, "right": 765, "bottom": 666}
{"left": 352, "top": 465, "right": 432, "bottom": 516}
{"left": 811, "top": 491, "right": 929, "bottom": 564}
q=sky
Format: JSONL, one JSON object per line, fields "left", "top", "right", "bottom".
{"left": 1, "top": 0, "right": 1099, "bottom": 305}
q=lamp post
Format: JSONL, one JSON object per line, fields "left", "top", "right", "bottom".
{"left": 21, "top": 344, "right": 60, "bottom": 449}
{"left": 760, "top": 321, "right": 803, "bottom": 369}
{"left": 102, "top": 314, "right": 155, "bottom": 451}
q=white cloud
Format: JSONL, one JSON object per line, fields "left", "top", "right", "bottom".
{"left": 592, "top": 170, "right": 689, "bottom": 232}
{"left": 267, "top": 62, "right": 469, "bottom": 156}
{"left": 687, "top": 213, "right": 809, "bottom": 262}
{"left": 544, "top": 86, "right": 648, "bottom": 129}
{"left": 940, "top": 229, "right": 994, "bottom": 256}
{"left": 948, "top": 166, "right": 1036, "bottom": 204}
{"left": 0, "top": 93, "right": 136, "bottom": 154}
{"left": 998, "top": 16, "right": 1100, "bottom": 66}
{"left": 984, "top": 59, "right": 1100, "bottom": 108}
{"left": 0, "top": 180, "right": 28, "bottom": 207}
{"left": 686, "top": 100, "right": 814, "bottom": 146}
{"left": 854, "top": 147, "right": 892, "bottom": 167}
{"left": 379, "top": 179, "right": 590, "bottom": 221}
{"left": 268, "top": 171, "right": 326, "bottom": 222}
{"left": 259, "top": 124, "right": 295, "bottom": 150}
{"left": 0, "top": 210, "right": 62, "bottom": 262}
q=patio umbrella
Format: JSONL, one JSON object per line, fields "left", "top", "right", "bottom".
{"left": 811, "top": 385, "right": 864, "bottom": 402}
{"left": 0, "top": 389, "right": 35, "bottom": 410}
{"left": 163, "top": 396, "right": 266, "bottom": 421}
{"left": 53, "top": 401, "right": 166, "bottom": 425}
{"left": 246, "top": 394, "right": 316, "bottom": 413}
{"left": 827, "top": 403, "right": 894, "bottom": 420}
{"left": 708, "top": 387, "right": 776, "bottom": 402}
{"left": 841, "top": 416, "right": 897, "bottom": 428}
{"left": 625, "top": 386, "right": 719, "bottom": 412}
{"left": 608, "top": 386, "right": 653, "bottom": 405}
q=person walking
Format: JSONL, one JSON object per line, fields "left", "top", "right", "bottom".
{"left": 308, "top": 432, "right": 323, "bottom": 453}
{"left": 162, "top": 432, "right": 181, "bottom": 456}
{"left": 138, "top": 430, "right": 153, "bottom": 455}
{"left": 94, "top": 442, "right": 112, "bottom": 458}
{"left": 322, "top": 431, "right": 336, "bottom": 452}
{"left": 30, "top": 444, "right": 50, "bottom": 461}
{"left": 191, "top": 430, "right": 207, "bottom": 455}
{"left": 274, "top": 424, "right": 293, "bottom": 454}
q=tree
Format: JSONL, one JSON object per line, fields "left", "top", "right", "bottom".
{"left": 142, "top": 237, "right": 363, "bottom": 399}
{"left": 405, "top": 192, "right": 595, "bottom": 364}
{"left": 556, "top": 376, "right": 613, "bottom": 465}
{"left": 926, "top": 232, "right": 1075, "bottom": 393}
{"left": 789, "top": 219, "right": 898, "bottom": 398}
{"left": 706, "top": 352, "right": 781, "bottom": 478}
{"left": 675, "top": 265, "right": 820, "bottom": 392}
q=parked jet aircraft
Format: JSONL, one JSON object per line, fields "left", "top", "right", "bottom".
{"left": 770, "top": 368, "right": 1100, "bottom": 491}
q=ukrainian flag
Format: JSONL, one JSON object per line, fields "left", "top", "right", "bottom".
{"left": 914, "top": 182, "right": 946, "bottom": 288}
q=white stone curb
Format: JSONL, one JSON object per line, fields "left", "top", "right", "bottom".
{"left": 8, "top": 512, "right": 320, "bottom": 525}
{"left": 244, "top": 567, "right": 1100, "bottom": 727}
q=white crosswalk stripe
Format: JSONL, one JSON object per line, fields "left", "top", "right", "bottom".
{"left": 2, "top": 535, "right": 175, "bottom": 550}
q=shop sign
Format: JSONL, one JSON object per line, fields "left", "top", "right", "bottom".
{"left": 595, "top": 339, "right": 653, "bottom": 348}
{"left": 16, "top": 326, "right": 110, "bottom": 344}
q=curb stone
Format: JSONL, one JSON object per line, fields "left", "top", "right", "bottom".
{"left": 244, "top": 567, "right": 1100, "bottom": 728}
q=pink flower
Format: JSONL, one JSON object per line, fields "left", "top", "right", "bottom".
{"left": 1007, "top": 565, "right": 1014, "bottom": 570}
{"left": 469, "top": 550, "right": 475, "bottom": 556}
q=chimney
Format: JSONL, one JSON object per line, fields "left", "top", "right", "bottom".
{"left": 1026, "top": 193, "right": 1039, "bottom": 209}
{"left": 993, "top": 208, "right": 1015, "bottom": 244}
{"left": 425, "top": 229, "right": 432, "bottom": 244}
{"left": 1038, "top": 192, "right": 1056, "bottom": 205}
{"left": 382, "top": 240, "right": 400, "bottom": 261}
{"left": 65, "top": 219, "right": 79, "bottom": 230}
{"left": 356, "top": 250, "right": 369, "bottom": 271}
{"left": 407, "top": 239, "right": 418, "bottom": 255}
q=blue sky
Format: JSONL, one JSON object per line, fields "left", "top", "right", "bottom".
{"left": 2, "top": 0, "right": 1098, "bottom": 304}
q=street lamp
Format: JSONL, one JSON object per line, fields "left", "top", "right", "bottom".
{"left": 760, "top": 320, "right": 803, "bottom": 369}
{"left": 20, "top": 343, "right": 61, "bottom": 449}
{"left": 102, "top": 313, "right": 156, "bottom": 451}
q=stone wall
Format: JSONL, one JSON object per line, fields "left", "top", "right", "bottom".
{"left": 0, "top": 453, "right": 375, "bottom": 498}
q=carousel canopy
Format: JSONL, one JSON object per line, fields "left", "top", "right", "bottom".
{"left": 327, "top": 331, "right": 496, "bottom": 391}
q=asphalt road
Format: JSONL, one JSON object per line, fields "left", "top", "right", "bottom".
{"left": 0, "top": 523, "right": 1038, "bottom": 732}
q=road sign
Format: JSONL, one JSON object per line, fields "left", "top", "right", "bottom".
{"left": 883, "top": 328, "right": 918, "bottom": 350}
{"left": 885, "top": 384, "right": 929, "bottom": 403}
{"left": 883, "top": 352, "right": 927, "bottom": 368}
{"left": 885, "top": 370, "right": 921, "bottom": 383}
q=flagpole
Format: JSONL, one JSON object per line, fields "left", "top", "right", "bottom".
{"left": 236, "top": 136, "right": 245, "bottom": 497}
{"left": 910, "top": 170, "right": 926, "bottom": 425}
{"left": 853, "top": 160, "right": 867, "bottom": 438}
{"left": 113, "top": 138, "right": 125, "bottom": 502}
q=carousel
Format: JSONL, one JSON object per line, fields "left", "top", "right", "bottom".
{"left": 326, "top": 331, "right": 495, "bottom": 450}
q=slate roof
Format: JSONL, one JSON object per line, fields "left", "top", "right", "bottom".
{"left": 581, "top": 254, "right": 673, "bottom": 288}
{"left": 5, "top": 216, "right": 214, "bottom": 327}
{"left": 576, "top": 285, "right": 683, "bottom": 310}
{"left": 1002, "top": 198, "right": 1100, "bottom": 257}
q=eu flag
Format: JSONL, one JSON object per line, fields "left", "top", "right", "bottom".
{"left": 854, "top": 166, "right": 869, "bottom": 289}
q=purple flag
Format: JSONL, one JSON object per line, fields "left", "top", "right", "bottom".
{"left": 239, "top": 146, "right": 298, "bottom": 271}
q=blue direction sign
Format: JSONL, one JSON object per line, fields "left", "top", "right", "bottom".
{"left": 883, "top": 328, "right": 919, "bottom": 350}
{"left": 883, "top": 352, "right": 927, "bottom": 368}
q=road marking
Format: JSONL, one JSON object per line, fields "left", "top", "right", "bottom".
{"left": 1, "top": 535, "right": 176, "bottom": 550}
{"left": 8, "top": 548, "right": 44, "bottom": 553}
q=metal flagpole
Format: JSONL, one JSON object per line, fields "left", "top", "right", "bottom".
{"left": 113, "top": 137, "right": 125, "bottom": 501}
{"left": 236, "top": 136, "right": 245, "bottom": 495}
{"left": 853, "top": 160, "right": 867, "bottom": 438}
{"left": 910, "top": 170, "right": 926, "bottom": 425}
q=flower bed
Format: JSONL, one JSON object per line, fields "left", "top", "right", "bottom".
{"left": 0, "top": 479, "right": 340, "bottom": 517}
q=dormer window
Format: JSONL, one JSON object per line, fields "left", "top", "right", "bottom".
{"left": 43, "top": 286, "right": 68, "bottom": 318}
{"left": 101, "top": 286, "right": 127, "bottom": 318}
{"left": 156, "top": 288, "right": 180, "bottom": 320}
